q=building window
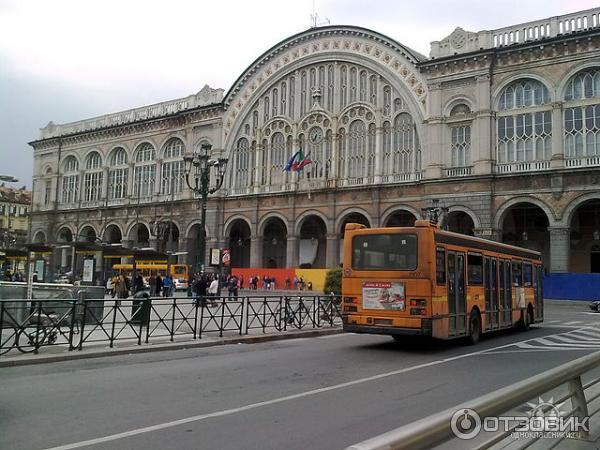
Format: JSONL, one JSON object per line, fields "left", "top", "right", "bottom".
{"left": 61, "top": 156, "right": 79, "bottom": 204}
{"left": 564, "top": 68, "right": 600, "bottom": 158}
{"left": 161, "top": 138, "right": 184, "bottom": 194}
{"left": 83, "top": 151, "right": 103, "bottom": 202}
{"left": 391, "top": 113, "right": 417, "bottom": 175}
{"left": 451, "top": 126, "right": 471, "bottom": 167}
{"left": 133, "top": 143, "right": 156, "bottom": 198}
{"left": 44, "top": 180, "right": 51, "bottom": 205}
{"left": 108, "top": 147, "right": 128, "bottom": 200}
{"left": 269, "top": 132, "right": 287, "bottom": 186}
{"left": 347, "top": 120, "right": 366, "bottom": 179}
{"left": 234, "top": 137, "right": 251, "bottom": 189}
{"left": 497, "top": 79, "right": 552, "bottom": 163}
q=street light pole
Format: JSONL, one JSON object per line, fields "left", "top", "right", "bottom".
{"left": 183, "top": 144, "right": 228, "bottom": 273}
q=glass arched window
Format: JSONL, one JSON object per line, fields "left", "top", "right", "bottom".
{"left": 133, "top": 143, "right": 156, "bottom": 198}
{"left": 347, "top": 120, "right": 366, "bottom": 179}
{"left": 61, "top": 156, "right": 79, "bottom": 204}
{"left": 497, "top": 79, "right": 552, "bottom": 164}
{"left": 269, "top": 132, "right": 287, "bottom": 187}
{"left": 448, "top": 104, "right": 472, "bottom": 168}
{"left": 161, "top": 138, "right": 184, "bottom": 195}
{"left": 390, "top": 113, "right": 417, "bottom": 176}
{"left": 83, "top": 152, "right": 103, "bottom": 202}
{"left": 108, "top": 147, "right": 128, "bottom": 199}
{"left": 564, "top": 68, "right": 600, "bottom": 158}
{"left": 234, "top": 137, "right": 251, "bottom": 191}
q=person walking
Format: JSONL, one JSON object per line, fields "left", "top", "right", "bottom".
{"left": 155, "top": 274, "right": 162, "bottom": 297}
{"left": 208, "top": 276, "right": 219, "bottom": 306}
{"left": 115, "top": 274, "right": 129, "bottom": 304}
{"left": 163, "top": 275, "right": 172, "bottom": 297}
{"left": 149, "top": 273, "right": 156, "bottom": 297}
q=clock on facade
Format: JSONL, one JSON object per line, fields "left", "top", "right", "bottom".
{"left": 308, "top": 127, "right": 323, "bottom": 144}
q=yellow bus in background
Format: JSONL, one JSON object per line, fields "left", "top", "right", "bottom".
{"left": 111, "top": 262, "right": 189, "bottom": 290}
{"left": 341, "top": 221, "right": 543, "bottom": 344}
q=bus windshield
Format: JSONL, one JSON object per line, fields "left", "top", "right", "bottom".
{"left": 352, "top": 233, "right": 417, "bottom": 270}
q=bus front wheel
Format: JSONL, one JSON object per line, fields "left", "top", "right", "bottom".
{"left": 467, "top": 311, "right": 481, "bottom": 345}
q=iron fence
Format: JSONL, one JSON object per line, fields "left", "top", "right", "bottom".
{"left": 0, "top": 295, "right": 342, "bottom": 357}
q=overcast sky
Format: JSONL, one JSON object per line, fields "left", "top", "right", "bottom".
{"left": 0, "top": 0, "right": 596, "bottom": 188}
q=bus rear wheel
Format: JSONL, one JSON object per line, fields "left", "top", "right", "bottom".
{"left": 467, "top": 311, "right": 481, "bottom": 345}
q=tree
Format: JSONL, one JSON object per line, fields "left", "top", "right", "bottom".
{"left": 323, "top": 267, "right": 342, "bottom": 295}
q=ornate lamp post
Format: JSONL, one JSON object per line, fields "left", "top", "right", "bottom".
{"left": 183, "top": 144, "right": 228, "bottom": 272}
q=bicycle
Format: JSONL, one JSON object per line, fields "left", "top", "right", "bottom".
{"left": 10, "top": 312, "right": 81, "bottom": 354}
{"left": 274, "top": 297, "right": 311, "bottom": 331}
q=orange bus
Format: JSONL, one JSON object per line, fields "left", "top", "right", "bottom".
{"left": 111, "top": 262, "right": 190, "bottom": 290}
{"left": 342, "top": 220, "right": 543, "bottom": 344}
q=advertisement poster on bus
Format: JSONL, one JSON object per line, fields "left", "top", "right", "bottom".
{"left": 362, "top": 282, "right": 405, "bottom": 310}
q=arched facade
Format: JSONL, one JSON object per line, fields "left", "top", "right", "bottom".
{"left": 28, "top": 12, "right": 600, "bottom": 279}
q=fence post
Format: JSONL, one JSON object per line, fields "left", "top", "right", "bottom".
{"left": 568, "top": 376, "right": 590, "bottom": 438}
{"left": 137, "top": 299, "right": 144, "bottom": 346}
{"left": 68, "top": 299, "right": 78, "bottom": 351}
{"left": 0, "top": 301, "right": 6, "bottom": 356}
{"left": 193, "top": 299, "right": 199, "bottom": 339}
{"left": 34, "top": 301, "right": 42, "bottom": 354}
{"left": 109, "top": 300, "right": 118, "bottom": 348}
{"left": 79, "top": 300, "right": 87, "bottom": 351}
{"left": 170, "top": 297, "right": 176, "bottom": 342}
{"left": 219, "top": 297, "right": 225, "bottom": 338}
{"left": 198, "top": 299, "right": 205, "bottom": 339}
{"left": 243, "top": 296, "right": 248, "bottom": 335}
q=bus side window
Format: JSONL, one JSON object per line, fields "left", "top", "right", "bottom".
{"left": 467, "top": 254, "right": 483, "bottom": 285}
{"left": 523, "top": 263, "right": 532, "bottom": 287}
{"left": 436, "top": 247, "right": 446, "bottom": 284}
{"left": 512, "top": 261, "right": 522, "bottom": 287}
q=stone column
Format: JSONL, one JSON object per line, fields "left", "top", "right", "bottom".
{"left": 549, "top": 227, "right": 570, "bottom": 273}
{"left": 550, "top": 102, "right": 565, "bottom": 168}
{"left": 101, "top": 167, "right": 109, "bottom": 200}
{"left": 149, "top": 237, "right": 159, "bottom": 251}
{"left": 374, "top": 118, "right": 383, "bottom": 184}
{"left": 473, "top": 74, "right": 493, "bottom": 175}
{"left": 250, "top": 236, "right": 263, "bottom": 268}
{"left": 286, "top": 235, "right": 299, "bottom": 268}
{"left": 154, "top": 159, "right": 163, "bottom": 196}
{"left": 326, "top": 234, "right": 339, "bottom": 268}
{"left": 423, "top": 82, "right": 443, "bottom": 179}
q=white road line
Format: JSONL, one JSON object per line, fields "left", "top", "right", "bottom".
{"left": 530, "top": 337, "right": 600, "bottom": 348}
{"left": 550, "top": 335, "right": 600, "bottom": 344}
{"left": 44, "top": 340, "right": 521, "bottom": 450}
{"left": 546, "top": 320, "right": 561, "bottom": 324}
{"left": 516, "top": 341, "right": 590, "bottom": 351}
{"left": 569, "top": 328, "right": 600, "bottom": 338}
{"left": 563, "top": 321, "right": 583, "bottom": 325}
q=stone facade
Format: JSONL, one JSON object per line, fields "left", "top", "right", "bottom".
{"left": 28, "top": 8, "right": 600, "bottom": 276}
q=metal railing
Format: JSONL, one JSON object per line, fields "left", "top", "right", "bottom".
{"left": 0, "top": 295, "right": 342, "bottom": 357}
{"left": 346, "top": 350, "right": 600, "bottom": 450}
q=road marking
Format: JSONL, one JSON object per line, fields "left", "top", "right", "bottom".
{"left": 44, "top": 340, "right": 523, "bottom": 450}
{"left": 563, "top": 321, "right": 583, "bottom": 325}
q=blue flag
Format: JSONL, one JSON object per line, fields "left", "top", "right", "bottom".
{"left": 283, "top": 150, "right": 301, "bottom": 172}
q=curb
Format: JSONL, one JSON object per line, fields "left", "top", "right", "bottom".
{"left": 0, "top": 327, "right": 343, "bottom": 368}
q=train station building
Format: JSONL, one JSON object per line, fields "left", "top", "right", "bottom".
{"left": 28, "top": 7, "right": 600, "bottom": 279}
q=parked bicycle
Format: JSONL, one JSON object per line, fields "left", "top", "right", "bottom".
{"left": 1, "top": 309, "right": 81, "bottom": 355}
{"left": 274, "top": 297, "right": 312, "bottom": 331}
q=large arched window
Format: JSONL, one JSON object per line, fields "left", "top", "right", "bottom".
{"left": 269, "top": 132, "right": 287, "bottom": 187}
{"left": 108, "top": 147, "right": 128, "bottom": 199}
{"left": 233, "top": 137, "right": 252, "bottom": 191}
{"left": 497, "top": 79, "right": 552, "bottom": 164}
{"left": 564, "top": 68, "right": 600, "bottom": 159}
{"left": 448, "top": 104, "right": 472, "bottom": 169}
{"left": 388, "top": 113, "right": 418, "bottom": 178}
{"left": 61, "top": 156, "right": 79, "bottom": 204}
{"left": 83, "top": 151, "right": 103, "bottom": 202}
{"left": 161, "top": 138, "right": 184, "bottom": 195}
{"left": 133, "top": 143, "right": 156, "bottom": 198}
{"left": 347, "top": 120, "right": 366, "bottom": 179}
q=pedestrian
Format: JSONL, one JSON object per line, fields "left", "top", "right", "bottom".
{"left": 293, "top": 276, "right": 299, "bottom": 290}
{"left": 307, "top": 281, "right": 313, "bottom": 291}
{"left": 163, "top": 275, "right": 172, "bottom": 297}
{"left": 115, "top": 274, "right": 129, "bottom": 303}
{"left": 285, "top": 277, "right": 290, "bottom": 289}
{"left": 149, "top": 273, "right": 156, "bottom": 296}
{"left": 133, "top": 272, "right": 144, "bottom": 294}
{"left": 228, "top": 275, "right": 239, "bottom": 299}
{"left": 193, "top": 275, "right": 208, "bottom": 307}
{"left": 155, "top": 274, "right": 163, "bottom": 297}
{"left": 208, "top": 276, "right": 219, "bottom": 306}
{"left": 239, "top": 275, "right": 244, "bottom": 290}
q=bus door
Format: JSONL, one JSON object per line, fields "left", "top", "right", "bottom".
{"left": 490, "top": 258, "right": 499, "bottom": 329}
{"left": 484, "top": 257, "right": 495, "bottom": 330}
{"left": 534, "top": 265, "right": 543, "bottom": 321}
{"left": 447, "top": 252, "right": 467, "bottom": 336}
{"left": 500, "top": 260, "right": 512, "bottom": 327}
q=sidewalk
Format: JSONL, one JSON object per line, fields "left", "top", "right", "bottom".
{"left": 0, "top": 326, "right": 343, "bottom": 368}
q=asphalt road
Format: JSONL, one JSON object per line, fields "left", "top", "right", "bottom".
{"left": 2, "top": 300, "right": 600, "bottom": 450}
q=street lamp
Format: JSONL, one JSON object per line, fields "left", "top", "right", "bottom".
{"left": 183, "top": 144, "right": 228, "bottom": 272}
